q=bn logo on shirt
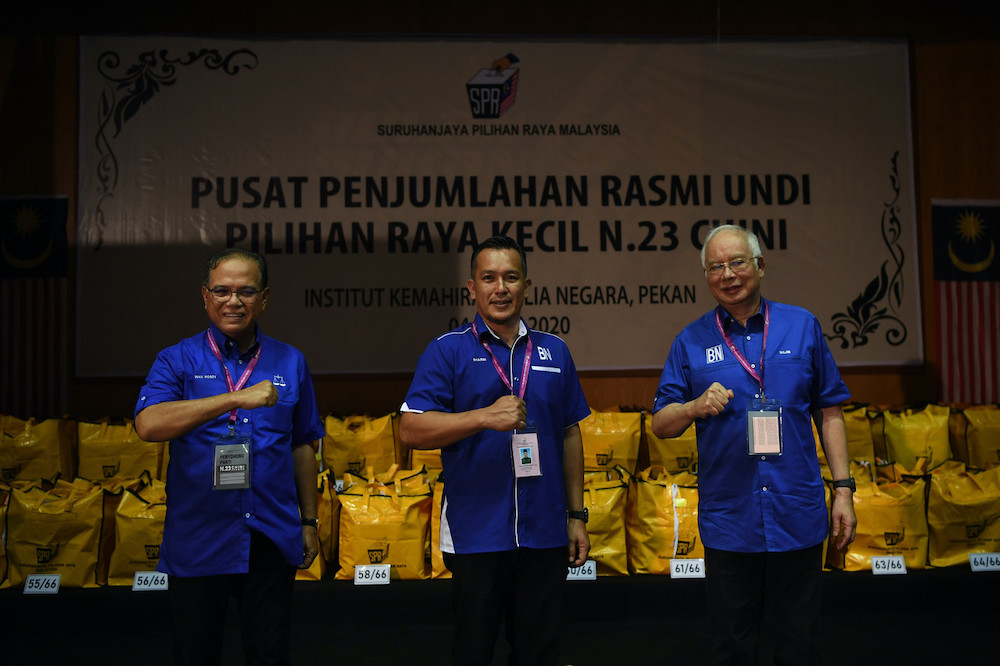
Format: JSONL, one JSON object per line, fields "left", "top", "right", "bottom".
{"left": 706, "top": 345, "right": 725, "bottom": 364}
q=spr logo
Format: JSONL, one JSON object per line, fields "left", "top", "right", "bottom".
{"left": 347, "top": 458, "right": 366, "bottom": 475}
{"left": 966, "top": 522, "right": 986, "bottom": 539}
{"left": 467, "top": 53, "right": 519, "bottom": 119}
{"left": 595, "top": 450, "right": 612, "bottom": 467}
{"left": 676, "top": 538, "right": 698, "bottom": 556}
{"left": 884, "top": 527, "right": 905, "bottom": 547}
{"left": 368, "top": 543, "right": 390, "bottom": 564}
{"left": 145, "top": 545, "right": 161, "bottom": 560}
{"left": 36, "top": 546, "right": 56, "bottom": 564}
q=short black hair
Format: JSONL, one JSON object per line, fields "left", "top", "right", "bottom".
{"left": 203, "top": 247, "right": 269, "bottom": 288}
{"left": 470, "top": 235, "right": 527, "bottom": 277}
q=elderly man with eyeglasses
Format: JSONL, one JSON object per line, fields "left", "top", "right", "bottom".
{"left": 135, "top": 247, "right": 324, "bottom": 666}
{"left": 651, "top": 225, "right": 857, "bottom": 666}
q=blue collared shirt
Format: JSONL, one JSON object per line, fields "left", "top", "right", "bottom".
{"left": 401, "top": 314, "right": 591, "bottom": 554}
{"left": 653, "top": 298, "right": 850, "bottom": 552}
{"left": 135, "top": 324, "right": 324, "bottom": 576}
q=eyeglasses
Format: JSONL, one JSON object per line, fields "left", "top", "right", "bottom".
{"left": 705, "top": 257, "right": 758, "bottom": 276}
{"left": 207, "top": 286, "right": 262, "bottom": 302}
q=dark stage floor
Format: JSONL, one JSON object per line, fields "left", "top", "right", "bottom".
{"left": 1, "top": 567, "right": 996, "bottom": 665}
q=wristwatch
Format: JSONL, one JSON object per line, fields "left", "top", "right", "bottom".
{"left": 567, "top": 509, "right": 589, "bottom": 524}
{"left": 832, "top": 477, "right": 856, "bottom": 492}
{"left": 301, "top": 517, "right": 319, "bottom": 528}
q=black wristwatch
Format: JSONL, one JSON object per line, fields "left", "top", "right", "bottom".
{"left": 832, "top": 477, "right": 856, "bottom": 492}
{"left": 301, "top": 517, "right": 319, "bottom": 528}
{"left": 567, "top": 509, "right": 589, "bottom": 524}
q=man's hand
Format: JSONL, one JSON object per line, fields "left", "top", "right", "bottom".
{"left": 690, "top": 382, "right": 734, "bottom": 419}
{"left": 299, "top": 524, "right": 319, "bottom": 569}
{"left": 567, "top": 519, "right": 590, "bottom": 567}
{"left": 830, "top": 492, "right": 858, "bottom": 551}
{"left": 482, "top": 394, "right": 527, "bottom": 432}
{"left": 239, "top": 379, "right": 279, "bottom": 409}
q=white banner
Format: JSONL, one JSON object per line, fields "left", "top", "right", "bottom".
{"left": 78, "top": 37, "right": 920, "bottom": 376}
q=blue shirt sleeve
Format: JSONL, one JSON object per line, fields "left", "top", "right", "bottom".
{"left": 401, "top": 333, "right": 460, "bottom": 414}
{"left": 653, "top": 336, "right": 692, "bottom": 414}
{"left": 134, "top": 347, "right": 184, "bottom": 417}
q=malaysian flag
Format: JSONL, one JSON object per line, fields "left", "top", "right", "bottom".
{"left": 932, "top": 200, "right": 1000, "bottom": 404}
{"left": 0, "top": 196, "right": 68, "bottom": 418}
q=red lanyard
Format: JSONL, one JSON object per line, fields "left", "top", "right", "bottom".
{"left": 206, "top": 329, "right": 262, "bottom": 428}
{"left": 471, "top": 321, "right": 533, "bottom": 399}
{"left": 715, "top": 299, "right": 769, "bottom": 397}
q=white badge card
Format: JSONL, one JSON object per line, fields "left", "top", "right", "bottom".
{"left": 23, "top": 574, "right": 61, "bottom": 595}
{"left": 214, "top": 437, "right": 251, "bottom": 490}
{"left": 512, "top": 429, "right": 542, "bottom": 478}
{"left": 747, "top": 399, "right": 782, "bottom": 456}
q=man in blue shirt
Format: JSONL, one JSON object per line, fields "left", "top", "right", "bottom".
{"left": 400, "top": 235, "right": 591, "bottom": 665}
{"left": 135, "top": 248, "right": 324, "bottom": 666}
{"left": 651, "top": 225, "right": 857, "bottom": 666}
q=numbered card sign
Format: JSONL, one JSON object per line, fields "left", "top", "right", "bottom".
{"left": 567, "top": 559, "right": 597, "bottom": 581}
{"left": 354, "top": 564, "right": 391, "bottom": 586}
{"left": 871, "top": 555, "right": 907, "bottom": 575}
{"left": 23, "top": 574, "right": 61, "bottom": 595}
{"left": 670, "top": 558, "right": 706, "bottom": 579}
{"left": 132, "top": 571, "right": 170, "bottom": 591}
{"left": 969, "top": 553, "right": 1000, "bottom": 572}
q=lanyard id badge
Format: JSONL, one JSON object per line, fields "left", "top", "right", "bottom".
{"left": 214, "top": 436, "right": 252, "bottom": 490}
{"left": 512, "top": 427, "right": 542, "bottom": 478}
{"left": 747, "top": 398, "right": 782, "bottom": 456}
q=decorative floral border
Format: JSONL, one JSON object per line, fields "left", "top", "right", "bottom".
{"left": 87, "top": 47, "right": 259, "bottom": 250}
{"left": 824, "top": 151, "right": 908, "bottom": 349}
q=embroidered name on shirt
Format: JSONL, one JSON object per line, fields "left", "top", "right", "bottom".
{"left": 779, "top": 350, "right": 792, "bottom": 355}
{"left": 706, "top": 345, "right": 724, "bottom": 364}
{"left": 194, "top": 374, "right": 219, "bottom": 379}
{"left": 473, "top": 357, "right": 488, "bottom": 362}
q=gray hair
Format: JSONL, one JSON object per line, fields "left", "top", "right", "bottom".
{"left": 700, "top": 225, "right": 763, "bottom": 269}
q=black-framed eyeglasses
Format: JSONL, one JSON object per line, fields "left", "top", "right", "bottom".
{"left": 706, "top": 256, "right": 757, "bottom": 276}
{"left": 207, "top": 286, "right": 261, "bottom": 302}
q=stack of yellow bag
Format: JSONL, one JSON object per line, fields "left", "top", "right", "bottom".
{"left": 77, "top": 420, "right": 166, "bottom": 482}
{"left": 626, "top": 466, "right": 702, "bottom": 575}
{"left": 583, "top": 465, "right": 631, "bottom": 575}
{"left": 580, "top": 408, "right": 641, "bottom": 474}
{"left": 336, "top": 465, "right": 432, "bottom": 581}
{"left": 0, "top": 415, "right": 76, "bottom": 482}
{"left": 830, "top": 461, "right": 928, "bottom": 572}
{"left": 2, "top": 478, "right": 105, "bottom": 588}
{"left": 322, "top": 414, "right": 398, "bottom": 482}
{"left": 927, "top": 461, "right": 1000, "bottom": 567}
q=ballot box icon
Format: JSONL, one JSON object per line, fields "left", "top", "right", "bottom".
{"left": 467, "top": 67, "right": 519, "bottom": 119}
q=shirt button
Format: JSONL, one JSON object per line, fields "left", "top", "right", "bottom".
{"left": 755, "top": 394, "right": 760, "bottom": 399}
{"left": 762, "top": 486, "right": 768, "bottom": 492}
{"left": 750, "top": 363, "right": 756, "bottom": 369}
{"left": 243, "top": 417, "right": 249, "bottom": 423}
{"left": 245, "top": 513, "right": 251, "bottom": 518}
{"left": 239, "top": 359, "right": 244, "bottom": 365}
{"left": 761, "top": 456, "right": 766, "bottom": 461}
{"left": 746, "top": 335, "right": 751, "bottom": 341}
